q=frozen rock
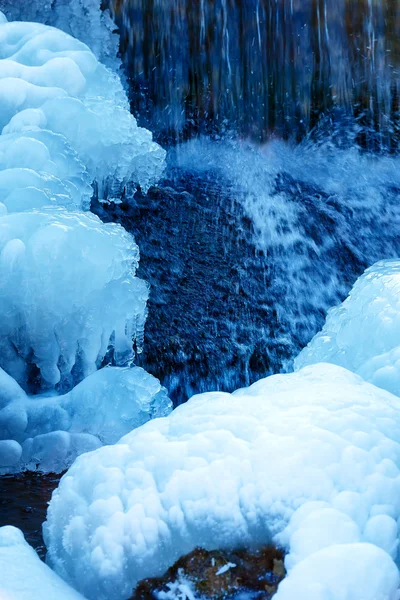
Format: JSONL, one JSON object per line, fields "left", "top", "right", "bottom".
{"left": 44, "top": 364, "right": 400, "bottom": 600}
{"left": 0, "top": 525, "right": 86, "bottom": 599}
{"left": 295, "top": 259, "right": 400, "bottom": 397}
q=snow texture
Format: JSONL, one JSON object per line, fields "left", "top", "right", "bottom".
{"left": 45, "top": 364, "right": 400, "bottom": 600}
{"left": 295, "top": 260, "right": 400, "bottom": 398}
{"left": 0, "top": 525, "right": 86, "bottom": 600}
{"left": 0, "top": 365, "right": 171, "bottom": 473}
{"left": 0, "top": 13, "right": 165, "bottom": 203}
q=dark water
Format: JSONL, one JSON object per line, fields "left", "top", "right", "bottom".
{"left": 109, "top": 0, "right": 400, "bottom": 147}
{"left": 0, "top": 472, "right": 61, "bottom": 558}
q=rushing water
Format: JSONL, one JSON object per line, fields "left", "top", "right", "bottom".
{"left": 109, "top": 0, "right": 400, "bottom": 147}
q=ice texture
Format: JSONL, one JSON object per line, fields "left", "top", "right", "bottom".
{"left": 0, "top": 209, "right": 148, "bottom": 392}
{"left": 0, "top": 525, "right": 86, "bottom": 599}
{"left": 45, "top": 364, "right": 400, "bottom": 600}
{"left": 0, "top": 365, "right": 171, "bottom": 473}
{"left": 0, "top": 15, "right": 165, "bottom": 204}
{"left": 0, "top": 0, "right": 121, "bottom": 71}
{"left": 295, "top": 260, "right": 400, "bottom": 397}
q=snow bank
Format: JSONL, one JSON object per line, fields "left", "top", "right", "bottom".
{"left": 0, "top": 525, "right": 86, "bottom": 600}
{"left": 0, "top": 366, "right": 172, "bottom": 473}
{"left": 45, "top": 364, "right": 400, "bottom": 600}
{"left": 0, "top": 14, "right": 165, "bottom": 203}
{"left": 295, "top": 260, "right": 400, "bottom": 397}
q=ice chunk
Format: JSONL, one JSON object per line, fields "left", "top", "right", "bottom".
{"left": 0, "top": 18, "right": 165, "bottom": 203}
{"left": 295, "top": 260, "right": 400, "bottom": 397}
{"left": 0, "top": 209, "right": 147, "bottom": 391}
{"left": 44, "top": 364, "right": 400, "bottom": 600}
{"left": 0, "top": 366, "right": 172, "bottom": 473}
{"left": 0, "top": 525, "right": 85, "bottom": 599}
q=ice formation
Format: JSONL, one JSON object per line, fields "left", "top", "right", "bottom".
{"left": 0, "top": 11, "right": 168, "bottom": 474}
{"left": 45, "top": 364, "right": 400, "bottom": 600}
{"left": 0, "top": 209, "right": 147, "bottom": 392}
{"left": 0, "top": 0, "right": 120, "bottom": 70}
{"left": 0, "top": 366, "right": 171, "bottom": 473}
{"left": 0, "top": 525, "right": 86, "bottom": 599}
{"left": 0, "top": 14, "right": 165, "bottom": 203}
{"left": 295, "top": 260, "right": 400, "bottom": 397}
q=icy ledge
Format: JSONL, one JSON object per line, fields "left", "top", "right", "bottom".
{"left": 295, "top": 259, "right": 400, "bottom": 397}
{"left": 45, "top": 363, "right": 400, "bottom": 600}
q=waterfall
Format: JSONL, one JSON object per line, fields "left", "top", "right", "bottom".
{"left": 109, "top": 0, "right": 400, "bottom": 148}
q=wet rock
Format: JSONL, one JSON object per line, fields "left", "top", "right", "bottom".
{"left": 133, "top": 546, "right": 286, "bottom": 600}
{"left": 92, "top": 170, "right": 295, "bottom": 405}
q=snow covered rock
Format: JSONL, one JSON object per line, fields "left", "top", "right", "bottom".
{"left": 0, "top": 525, "right": 86, "bottom": 600}
{"left": 45, "top": 364, "right": 400, "bottom": 600}
{"left": 295, "top": 259, "right": 400, "bottom": 397}
{"left": 0, "top": 365, "right": 172, "bottom": 473}
{"left": 0, "top": 14, "right": 165, "bottom": 204}
{"left": 0, "top": 209, "right": 147, "bottom": 392}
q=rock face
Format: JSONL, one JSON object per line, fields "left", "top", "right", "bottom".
{"left": 133, "top": 546, "right": 286, "bottom": 600}
{"left": 93, "top": 170, "right": 289, "bottom": 404}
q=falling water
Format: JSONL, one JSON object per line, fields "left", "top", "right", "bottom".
{"left": 108, "top": 0, "right": 400, "bottom": 148}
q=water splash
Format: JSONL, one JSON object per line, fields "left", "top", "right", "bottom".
{"left": 172, "top": 135, "right": 400, "bottom": 364}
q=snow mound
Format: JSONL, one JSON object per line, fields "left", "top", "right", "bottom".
{"left": 275, "top": 543, "right": 399, "bottom": 600}
{"left": 0, "top": 525, "right": 86, "bottom": 599}
{"left": 45, "top": 364, "right": 400, "bottom": 600}
{"left": 295, "top": 259, "right": 400, "bottom": 397}
{"left": 0, "top": 209, "right": 148, "bottom": 392}
{"left": 0, "top": 365, "right": 172, "bottom": 473}
{"left": 0, "top": 16, "right": 165, "bottom": 203}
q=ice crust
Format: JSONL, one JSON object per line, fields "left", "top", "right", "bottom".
{"left": 45, "top": 364, "right": 400, "bottom": 600}
{"left": 0, "top": 14, "right": 165, "bottom": 204}
{"left": 0, "top": 525, "right": 86, "bottom": 599}
{"left": 0, "top": 366, "right": 172, "bottom": 473}
{"left": 295, "top": 260, "right": 400, "bottom": 397}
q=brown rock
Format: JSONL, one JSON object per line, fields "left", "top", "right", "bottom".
{"left": 133, "top": 545, "right": 285, "bottom": 599}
